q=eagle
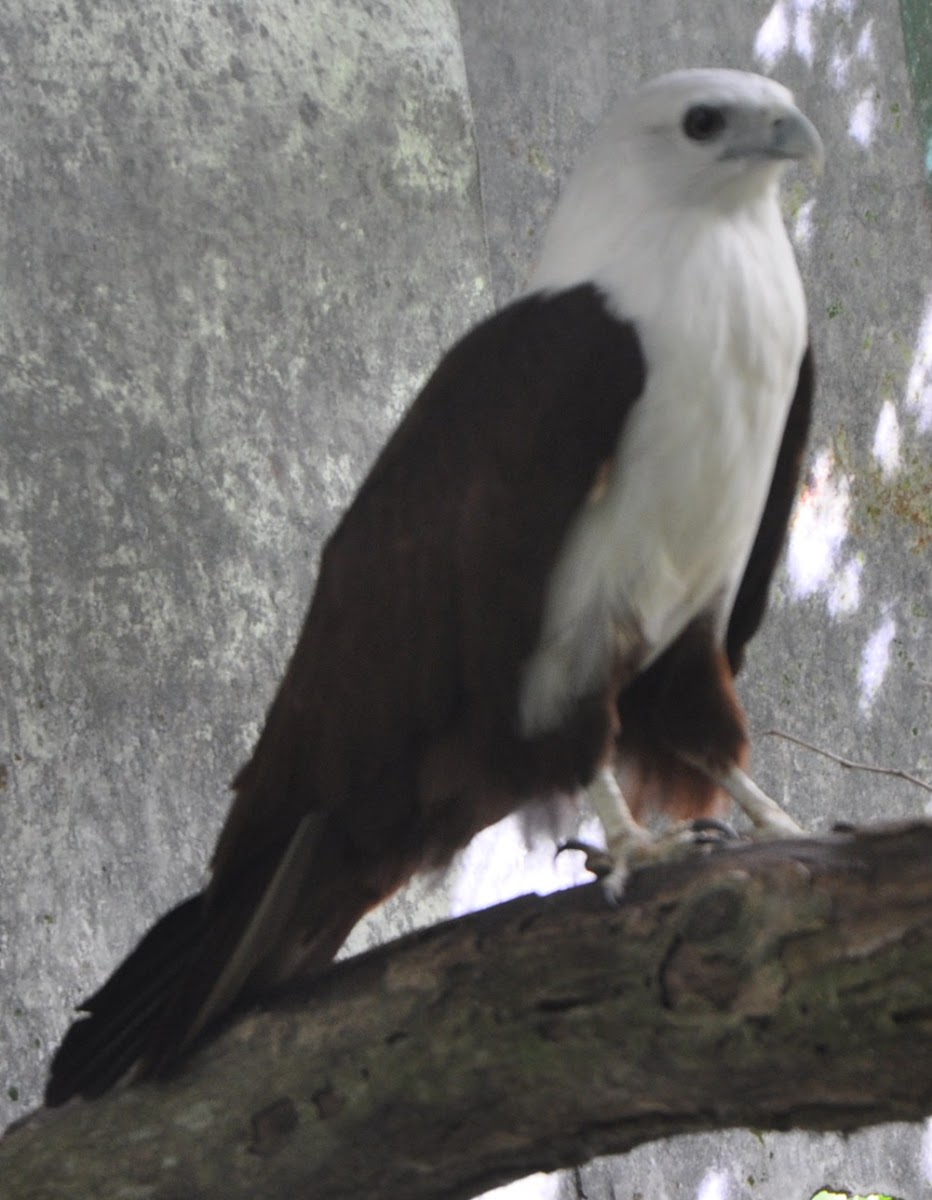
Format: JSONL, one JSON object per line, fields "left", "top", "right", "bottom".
{"left": 45, "top": 68, "right": 822, "bottom": 1105}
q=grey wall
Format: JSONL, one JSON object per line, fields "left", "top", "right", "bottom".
{"left": 2, "top": 1, "right": 930, "bottom": 1198}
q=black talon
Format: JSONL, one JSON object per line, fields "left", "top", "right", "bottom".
{"left": 688, "top": 817, "right": 739, "bottom": 843}
{"left": 556, "top": 838, "right": 616, "bottom": 880}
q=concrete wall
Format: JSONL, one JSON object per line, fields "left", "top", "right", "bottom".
{"left": 2, "top": 1, "right": 930, "bottom": 1197}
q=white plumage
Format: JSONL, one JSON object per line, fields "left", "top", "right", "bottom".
{"left": 521, "top": 69, "right": 819, "bottom": 738}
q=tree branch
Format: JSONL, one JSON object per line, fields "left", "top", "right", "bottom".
{"left": 3, "top": 822, "right": 932, "bottom": 1200}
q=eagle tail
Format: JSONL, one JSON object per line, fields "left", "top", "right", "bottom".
{"left": 44, "top": 893, "right": 204, "bottom": 1106}
{"left": 45, "top": 814, "right": 389, "bottom": 1107}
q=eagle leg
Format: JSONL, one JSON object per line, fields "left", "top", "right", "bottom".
{"left": 710, "top": 763, "right": 805, "bottom": 838}
{"left": 564, "top": 769, "right": 736, "bottom": 901}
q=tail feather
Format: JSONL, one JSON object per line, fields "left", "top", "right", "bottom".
{"left": 45, "top": 816, "right": 408, "bottom": 1107}
{"left": 45, "top": 894, "right": 204, "bottom": 1106}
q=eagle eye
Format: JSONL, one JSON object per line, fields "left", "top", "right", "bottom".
{"left": 683, "top": 105, "right": 727, "bottom": 142}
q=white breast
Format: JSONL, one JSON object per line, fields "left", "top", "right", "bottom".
{"left": 520, "top": 199, "right": 807, "bottom": 736}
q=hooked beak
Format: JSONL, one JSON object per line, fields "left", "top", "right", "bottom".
{"left": 721, "top": 104, "right": 825, "bottom": 174}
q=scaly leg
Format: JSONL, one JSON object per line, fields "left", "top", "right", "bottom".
{"left": 711, "top": 763, "right": 805, "bottom": 837}
{"left": 564, "top": 768, "right": 733, "bottom": 900}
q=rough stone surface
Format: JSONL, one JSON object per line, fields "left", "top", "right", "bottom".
{"left": 0, "top": 0, "right": 487, "bottom": 1127}
{"left": 2, "top": 1, "right": 931, "bottom": 1197}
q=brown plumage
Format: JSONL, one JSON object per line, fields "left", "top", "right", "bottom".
{"left": 45, "top": 284, "right": 811, "bottom": 1105}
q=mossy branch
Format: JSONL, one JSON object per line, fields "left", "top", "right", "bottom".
{"left": 3, "top": 822, "right": 932, "bottom": 1200}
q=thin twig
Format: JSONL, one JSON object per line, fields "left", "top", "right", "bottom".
{"left": 759, "top": 728, "right": 932, "bottom": 796}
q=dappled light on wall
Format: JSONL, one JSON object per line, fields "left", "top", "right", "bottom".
{"left": 792, "top": 197, "right": 817, "bottom": 251}
{"left": 786, "top": 447, "right": 860, "bottom": 617}
{"left": 858, "top": 611, "right": 897, "bottom": 713}
{"left": 696, "top": 1166, "right": 732, "bottom": 1200}
{"left": 872, "top": 398, "right": 901, "bottom": 476}
{"left": 906, "top": 294, "right": 932, "bottom": 432}
{"left": 754, "top": 0, "right": 816, "bottom": 68}
{"left": 476, "top": 1171, "right": 561, "bottom": 1200}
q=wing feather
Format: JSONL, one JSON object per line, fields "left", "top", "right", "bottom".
{"left": 213, "top": 283, "right": 645, "bottom": 879}
{"left": 726, "top": 345, "right": 814, "bottom": 672}
{"left": 145, "top": 284, "right": 646, "bottom": 1060}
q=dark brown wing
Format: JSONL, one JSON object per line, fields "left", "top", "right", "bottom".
{"left": 215, "top": 283, "right": 645, "bottom": 877}
{"left": 174, "top": 283, "right": 647, "bottom": 1054}
{"left": 726, "top": 345, "right": 814, "bottom": 673}
{"left": 46, "top": 284, "right": 646, "bottom": 1101}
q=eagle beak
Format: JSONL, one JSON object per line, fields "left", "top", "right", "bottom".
{"left": 769, "top": 108, "right": 825, "bottom": 173}
{"left": 722, "top": 105, "right": 825, "bottom": 175}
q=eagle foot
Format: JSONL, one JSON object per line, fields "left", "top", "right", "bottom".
{"left": 687, "top": 816, "right": 739, "bottom": 842}
{"left": 556, "top": 838, "right": 619, "bottom": 881}
{"left": 559, "top": 818, "right": 739, "bottom": 903}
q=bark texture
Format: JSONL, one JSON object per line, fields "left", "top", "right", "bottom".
{"left": 3, "top": 821, "right": 931, "bottom": 1200}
